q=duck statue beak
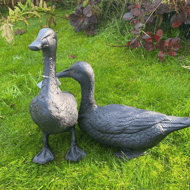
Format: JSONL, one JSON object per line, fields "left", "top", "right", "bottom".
{"left": 28, "top": 28, "right": 49, "bottom": 51}
{"left": 56, "top": 69, "right": 71, "bottom": 78}
{"left": 28, "top": 38, "right": 48, "bottom": 51}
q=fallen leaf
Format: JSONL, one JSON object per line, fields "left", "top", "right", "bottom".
{"left": 182, "top": 66, "right": 190, "bottom": 69}
{"left": 65, "top": 14, "right": 69, "bottom": 20}
{"left": 14, "top": 28, "right": 26, "bottom": 35}
{"left": 69, "top": 55, "right": 76, "bottom": 59}
{"left": 10, "top": 104, "right": 15, "bottom": 107}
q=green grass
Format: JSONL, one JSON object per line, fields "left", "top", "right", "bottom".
{"left": 0, "top": 8, "right": 190, "bottom": 189}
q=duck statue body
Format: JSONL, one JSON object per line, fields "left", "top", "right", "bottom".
{"left": 56, "top": 61, "right": 190, "bottom": 160}
{"left": 28, "top": 29, "right": 86, "bottom": 164}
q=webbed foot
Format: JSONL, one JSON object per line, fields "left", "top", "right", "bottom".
{"left": 33, "top": 147, "right": 54, "bottom": 164}
{"left": 114, "top": 149, "right": 146, "bottom": 161}
{"left": 66, "top": 143, "right": 86, "bottom": 161}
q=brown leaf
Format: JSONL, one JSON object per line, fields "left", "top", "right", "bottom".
{"left": 10, "top": 104, "right": 15, "bottom": 107}
{"left": 41, "top": 25, "right": 48, "bottom": 28}
{"left": 65, "top": 14, "right": 69, "bottom": 20}
{"left": 53, "top": 17, "right": 56, "bottom": 26}
{"left": 14, "top": 28, "right": 26, "bottom": 35}
{"left": 69, "top": 55, "right": 76, "bottom": 59}
{"left": 48, "top": 16, "right": 53, "bottom": 28}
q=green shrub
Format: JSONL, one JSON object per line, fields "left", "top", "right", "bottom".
{"left": 46, "top": 0, "right": 77, "bottom": 9}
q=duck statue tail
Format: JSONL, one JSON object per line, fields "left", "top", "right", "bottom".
{"left": 161, "top": 116, "right": 190, "bottom": 134}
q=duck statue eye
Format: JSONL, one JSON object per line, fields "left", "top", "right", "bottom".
{"left": 52, "top": 34, "right": 56, "bottom": 39}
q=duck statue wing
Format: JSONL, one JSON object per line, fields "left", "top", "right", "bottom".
{"left": 93, "top": 104, "right": 169, "bottom": 134}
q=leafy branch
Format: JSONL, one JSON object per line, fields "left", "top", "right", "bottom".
{"left": 0, "top": 0, "right": 56, "bottom": 43}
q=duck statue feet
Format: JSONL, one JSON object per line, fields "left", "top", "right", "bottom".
{"left": 66, "top": 126, "right": 86, "bottom": 161}
{"left": 114, "top": 149, "right": 146, "bottom": 161}
{"left": 33, "top": 132, "right": 54, "bottom": 164}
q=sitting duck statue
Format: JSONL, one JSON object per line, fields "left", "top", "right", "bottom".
{"left": 56, "top": 61, "right": 190, "bottom": 160}
{"left": 28, "top": 29, "right": 86, "bottom": 164}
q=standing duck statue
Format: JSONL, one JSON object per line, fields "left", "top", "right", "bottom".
{"left": 56, "top": 61, "right": 190, "bottom": 160}
{"left": 28, "top": 29, "right": 86, "bottom": 164}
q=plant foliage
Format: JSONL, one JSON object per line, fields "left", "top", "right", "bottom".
{"left": 69, "top": 0, "right": 102, "bottom": 35}
{"left": 123, "top": 0, "right": 190, "bottom": 61}
{"left": 0, "top": 0, "right": 56, "bottom": 43}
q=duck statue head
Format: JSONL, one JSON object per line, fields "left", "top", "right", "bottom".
{"left": 29, "top": 28, "right": 57, "bottom": 51}
{"left": 57, "top": 61, "right": 97, "bottom": 116}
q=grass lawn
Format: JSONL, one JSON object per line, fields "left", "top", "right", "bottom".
{"left": 0, "top": 8, "right": 190, "bottom": 189}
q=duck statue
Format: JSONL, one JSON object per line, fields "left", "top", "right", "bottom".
{"left": 28, "top": 29, "right": 86, "bottom": 164}
{"left": 56, "top": 61, "right": 190, "bottom": 160}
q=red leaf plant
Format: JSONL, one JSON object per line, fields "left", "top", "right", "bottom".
{"left": 127, "top": 29, "right": 181, "bottom": 61}
{"left": 69, "top": 0, "right": 101, "bottom": 35}
{"left": 123, "top": 0, "right": 185, "bottom": 62}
